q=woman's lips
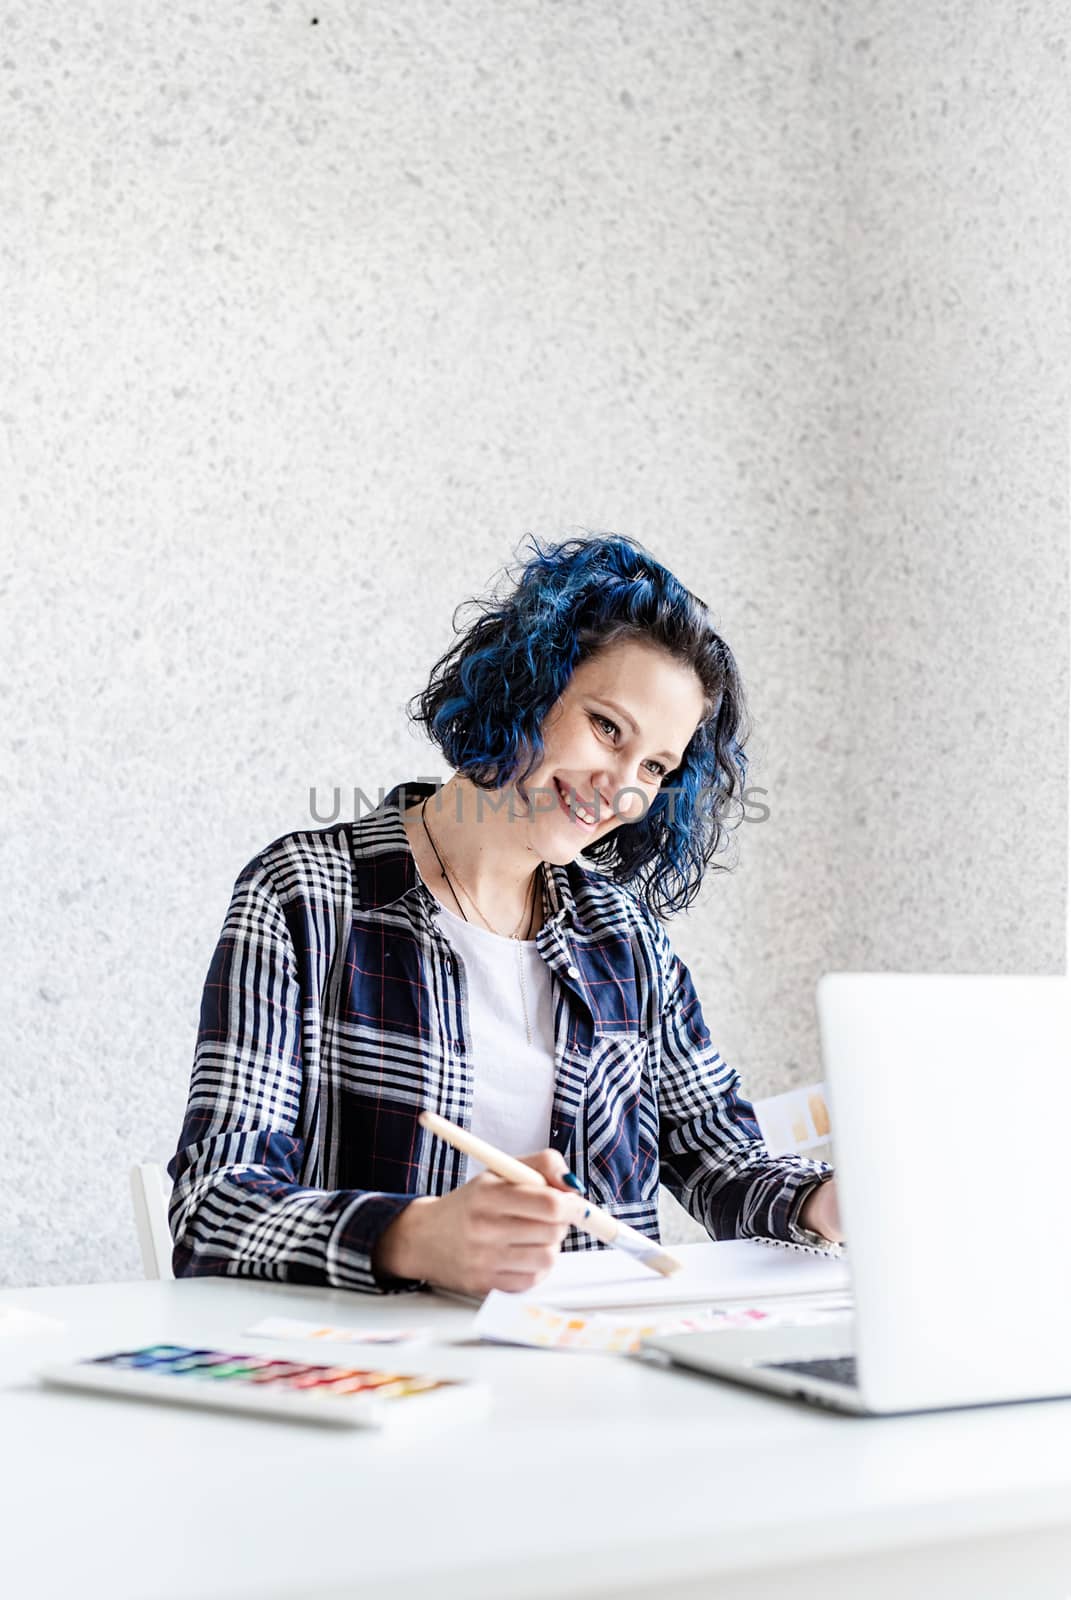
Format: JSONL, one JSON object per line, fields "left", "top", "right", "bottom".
{"left": 554, "top": 778, "right": 599, "bottom": 829}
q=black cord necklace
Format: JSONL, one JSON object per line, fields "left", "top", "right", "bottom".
{"left": 419, "top": 794, "right": 539, "bottom": 940}
{"left": 420, "top": 793, "right": 540, "bottom": 1046}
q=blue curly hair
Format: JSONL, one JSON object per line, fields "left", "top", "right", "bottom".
{"left": 406, "top": 532, "right": 751, "bottom": 920}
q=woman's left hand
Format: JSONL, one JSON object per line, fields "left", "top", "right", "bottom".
{"left": 798, "top": 1176, "right": 843, "bottom": 1243}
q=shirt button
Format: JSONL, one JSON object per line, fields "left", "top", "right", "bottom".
{"left": 444, "top": 957, "right": 453, "bottom": 974}
{"left": 566, "top": 964, "right": 580, "bottom": 979}
{"left": 453, "top": 1040, "right": 464, "bottom": 1055}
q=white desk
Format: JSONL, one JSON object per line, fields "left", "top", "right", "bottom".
{"left": 3, "top": 1277, "right": 1071, "bottom": 1600}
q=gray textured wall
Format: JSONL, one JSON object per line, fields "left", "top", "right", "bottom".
{"left": 835, "top": 2, "right": 1069, "bottom": 975}
{"left": 3, "top": 2, "right": 1066, "bottom": 1285}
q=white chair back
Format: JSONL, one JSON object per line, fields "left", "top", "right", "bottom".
{"left": 129, "top": 1162, "right": 175, "bottom": 1281}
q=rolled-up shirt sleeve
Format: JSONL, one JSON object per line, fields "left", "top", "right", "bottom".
{"left": 655, "top": 936, "right": 833, "bottom": 1245}
{"left": 168, "top": 855, "right": 422, "bottom": 1293}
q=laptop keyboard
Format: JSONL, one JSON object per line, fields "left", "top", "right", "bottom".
{"left": 766, "top": 1355, "right": 858, "bottom": 1387}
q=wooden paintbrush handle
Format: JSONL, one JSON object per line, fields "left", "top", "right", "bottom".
{"left": 418, "top": 1111, "right": 547, "bottom": 1187}
{"left": 419, "top": 1109, "right": 614, "bottom": 1236}
{"left": 418, "top": 1110, "right": 681, "bottom": 1278}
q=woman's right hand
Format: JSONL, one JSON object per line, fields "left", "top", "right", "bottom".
{"left": 371, "top": 1150, "right": 583, "bottom": 1296}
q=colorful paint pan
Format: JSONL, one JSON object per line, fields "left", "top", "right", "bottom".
{"left": 40, "top": 1343, "right": 482, "bottom": 1429}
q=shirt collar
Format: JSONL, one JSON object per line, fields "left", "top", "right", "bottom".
{"left": 352, "top": 779, "right": 591, "bottom": 935}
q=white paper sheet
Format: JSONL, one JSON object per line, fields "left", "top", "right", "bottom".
{"left": 0, "top": 1306, "right": 65, "bottom": 1337}
{"left": 527, "top": 1239, "right": 851, "bottom": 1311}
{"left": 473, "top": 1289, "right": 851, "bottom": 1354}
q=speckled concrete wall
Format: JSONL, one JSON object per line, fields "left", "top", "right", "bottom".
{"left": 3, "top": 3, "right": 1065, "bottom": 1284}
{"left": 833, "top": 2, "right": 1069, "bottom": 981}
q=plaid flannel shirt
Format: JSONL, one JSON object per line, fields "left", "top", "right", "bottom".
{"left": 169, "top": 780, "right": 833, "bottom": 1292}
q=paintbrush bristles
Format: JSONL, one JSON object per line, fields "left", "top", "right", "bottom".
{"left": 608, "top": 1217, "right": 684, "bottom": 1276}
{"left": 647, "top": 1250, "right": 684, "bottom": 1278}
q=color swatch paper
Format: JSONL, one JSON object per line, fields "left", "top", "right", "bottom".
{"left": 473, "top": 1290, "right": 850, "bottom": 1354}
{"left": 244, "top": 1316, "right": 430, "bottom": 1345}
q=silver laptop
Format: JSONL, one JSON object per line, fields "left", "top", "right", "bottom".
{"left": 644, "top": 973, "right": 1071, "bottom": 1415}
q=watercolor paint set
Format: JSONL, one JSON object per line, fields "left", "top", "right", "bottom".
{"left": 38, "top": 1343, "right": 488, "bottom": 1428}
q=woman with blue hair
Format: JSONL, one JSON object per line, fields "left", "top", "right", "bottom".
{"left": 169, "top": 532, "right": 841, "bottom": 1295}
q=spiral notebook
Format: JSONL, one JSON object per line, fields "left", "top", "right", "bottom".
{"left": 521, "top": 1238, "right": 850, "bottom": 1312}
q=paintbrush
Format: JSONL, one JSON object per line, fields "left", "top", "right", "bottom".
{"left": 418, "top": 1110, "right": 682, "bottom": 1278}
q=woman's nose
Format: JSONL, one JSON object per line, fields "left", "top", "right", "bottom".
{"left": 590, "top": 769, "right": 645, "bottom": 823}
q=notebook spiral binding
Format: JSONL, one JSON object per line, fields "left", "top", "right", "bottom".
{"left": 755, "top": 1236, "right": 847, "bottom": 1260}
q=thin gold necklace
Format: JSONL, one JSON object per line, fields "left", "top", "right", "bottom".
{"left": 420, "top": 795, "right": 540, "bottom": 1046}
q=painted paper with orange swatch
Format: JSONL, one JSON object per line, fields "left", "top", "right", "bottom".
{"left": 473, "top": 1290, "right": 846, "bottom": 1354}
{"left": 752, "top": 1080, "right": 833, "bottom": 1156}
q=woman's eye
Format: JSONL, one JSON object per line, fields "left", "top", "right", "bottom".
{"left": 592, "top": 713, "right": 666, "bottom": 780}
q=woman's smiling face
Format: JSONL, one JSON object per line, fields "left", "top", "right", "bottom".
{"left": 518, "top": 636, "right": 708, "bottom": 860}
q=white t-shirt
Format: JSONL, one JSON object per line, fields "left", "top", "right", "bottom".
{"left": 432, "top": 901, "right": 557, "bottom": 1181}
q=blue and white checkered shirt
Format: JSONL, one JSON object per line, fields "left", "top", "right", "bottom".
{"left": 169, "top": 781, "right": 833, "bottom": 1292}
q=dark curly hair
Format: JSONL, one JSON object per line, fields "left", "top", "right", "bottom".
{"left": 406, "top": 531, "right": 751, "bottom": 920}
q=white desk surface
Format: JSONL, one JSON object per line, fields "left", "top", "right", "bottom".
{"left": 3, "top": 1276, "right": 1071, "bottom": 1600}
